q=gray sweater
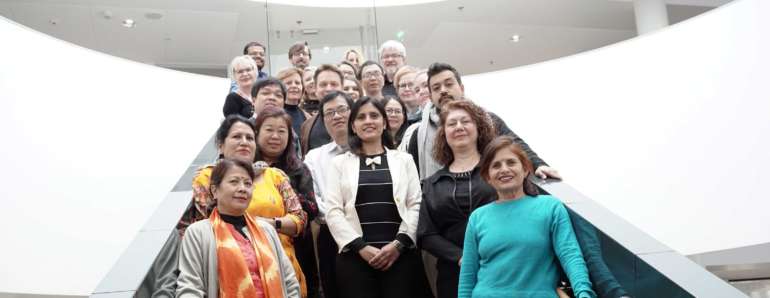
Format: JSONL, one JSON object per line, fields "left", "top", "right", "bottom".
{"left": 176, "top": 219, "right": 301, "bottom": 298}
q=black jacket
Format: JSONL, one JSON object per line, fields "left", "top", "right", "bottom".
{"left": 416, "top": 165, "right": 497, "bottom": 264}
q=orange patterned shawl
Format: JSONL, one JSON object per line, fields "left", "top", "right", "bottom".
{"left": 210, "top": 208, "right": 284, "bottom": 298}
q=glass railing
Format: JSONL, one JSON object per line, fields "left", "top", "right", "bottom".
{"left": 93, "top": 145, "right": 746, "bottom": 297}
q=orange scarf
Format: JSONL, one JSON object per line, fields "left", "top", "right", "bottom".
{"left": 211, "top": 208, "right": 284, "bottom": 298}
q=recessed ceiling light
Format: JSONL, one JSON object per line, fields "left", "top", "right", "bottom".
{"left": 323, "top": 46, "right": 331, "bottom": 53}
{"left": 145, "top": 12, "right": 163, "bottom": 20}
{"left": 49, "top": 19, "right": 59, "bottom": 25}
{"left": 122, "top": 19, "right": 136, "bottom": 28}
{"left": 510, "top": 34, "right": 520, "bottom": 42}
{"left": 102, "top": 10, "right": 113, "bottom": 20}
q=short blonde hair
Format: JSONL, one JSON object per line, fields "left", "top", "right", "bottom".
{"left": 228, "top": 55, "right": 257, "bottom": 82}
{"left": 393, "top": 65, "right": 418, "bottom": 88}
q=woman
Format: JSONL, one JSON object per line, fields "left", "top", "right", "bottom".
{"left": 325, "top": 97, "right": 430, "bottom": 298}
{"left": 416, "top": 100, "right": 498, "bottom": 298}
{"left": 183, "top": 115, "right": 310, "bottom": 297}
{"left": 177, "top": 158, "right": 301, "bottom": 298}
{"left": 254, "top": 107, "right": 321, "bottom": 298}
{"left": 180, "top": 115, "right": 257, "bottom": 229}
{"left": 223, "top": 55, "right": 258, "bottom": 118}
{"left": 393, "top": 66, "right": 421, "bottom": 124}
{"left": 302, "top": 67, "right": 320, "bottom": 116}
{"left": 276, "top": 68, "right": 309, "bottom": 133}
{"left": 343, "top": 78, "right": 363, "bottom": 102}
{"left": 458, "top": 136, "right": 596, "bottom": 298}
{"left": 380, "top": 96, "right": 408, "bottom": 147}
{"left": 338, "top": 61, "right": 359, "bottom": 80}
{"left": 344, "top": 48, "right": 363, "bottom": 68}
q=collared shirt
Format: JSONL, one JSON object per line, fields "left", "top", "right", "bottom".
{"left": 304, "top": 141, "right": 347, "bottom": 222}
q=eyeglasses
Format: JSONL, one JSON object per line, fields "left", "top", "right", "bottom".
{"left": 385, "top": 108, "right": 403, "bottom": 115}
{"left": 382, "top": 53, "right": 403, "bottom": 60}
{"left": 323, "top": 105, "right": 350, "bottom": 118}
{"left": 398, "top": 82, "right": 415, "bottom": 90}
{"left": 235, "top": 67, "right": 254, "bottom": 75}
{"left": 362, "top": 71, "right": 383, "bottom": 79}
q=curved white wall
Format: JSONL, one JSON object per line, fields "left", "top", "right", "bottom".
{"left": 465, "top": 0, "right": 769, "bottom": 256}
{"left": 0, "top": 0, "right": 767, "bottom": 295}
{"left": 0, "top": 17, "right": 227, "bottom": 296}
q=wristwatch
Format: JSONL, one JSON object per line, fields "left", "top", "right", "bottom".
{"left": 274, "top": 218, "right": 282, "bottom": 230}
{"left": 392, "top": 239, "right": 407, "bottom": 253}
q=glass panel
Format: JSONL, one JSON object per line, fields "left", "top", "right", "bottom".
{"left": 265, "top": 1, "right": 378, "bottom": 75}
{"left": 373, "top": 0, "right": 637, "bottom": 75}
{"left": 566, "top": 208, "right": 695, "bottom": 297}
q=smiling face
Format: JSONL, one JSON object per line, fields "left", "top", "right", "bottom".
{"left": 212, "top": 166, "right": 254, "bottom": 216}
{"left": 218, "top": 122, "right": 257, "bottom": 163}
{"left": 343, "top": 79, "right": 361, "bottom": 101}
{"left": 486, "top": 146, "right": 528, "bottom": 199}
{"left": 361, "top": 64, "right": 384, "bottom": 97}
{"left": 315, "top": 70, "right": 342, "bottom": 99}
{"left": 397, "top": 72, "right": 418, "bottom": 108}
{"left": 380, "top": 48, "right": 405, "bottom": 78}
{"left": 429, "top": 70, "right": 464, "bottom": 110}
{"left": 322, "top": 96, "right": 351, "bottom": 140}
{"left": 338, "top": 63, "right": 357, "bottom": 80}
{"left": 233, "top": 61, "right": 256, "bottom": 88}
{"left": 352, "top": 102, "right": 386, "bottom": 144}
{"left": 414, "top": 72, "right": 430, "bottom": 105}
{"left": 246, "top": 45, "right": 265, "bottom": 70}
{"left": 384, "top": 100, "right": 405, "bottom": 132}
{"left": 254, "top": 84, "right": 285, "bottom": 113}
{"left": 444, "top": 108, "right": 478, "bottom": 151}
{"left": 257, "top": 116, "right": 289, "bottom": 163}
{"left": 282, "top": 73, "right": 303, "bottom": 105}
{"left": 290, "top": 46, "right": 310, "bottom": 69}
{"left": 303, "top": 70, "right": 317, "bottom": 100}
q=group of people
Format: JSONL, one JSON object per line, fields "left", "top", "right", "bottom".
{"left": 172, "top": 39, "right": 631, "bottom": 298}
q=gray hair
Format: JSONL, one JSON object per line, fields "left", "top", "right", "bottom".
{"left": 228, "top": 55, "right": 258, "bottom": 82}
{"left": 378, "top": 40, "right": 406, "bottom": 59}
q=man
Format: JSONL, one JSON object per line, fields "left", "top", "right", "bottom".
{"left": 251, "top": 77, "right": 286, "bottom": 116}
{"left": 289, "top": 42, "right": 311, "bottom": 70}
{"left": 230, "top": 41, "right": 268, "bottom": 93}
{"left": 299, "top": 64, "right": 344, "bottom": 155}
{"left": 400, "top": 62, "right": 561, "bottom": 180}
{"left": 379, "top": 40, "right": 406, "bottom": 97}
{"left": 304, "top": 91, "right": 354, "bottom": 298}
{"left": 359, "top": 61, "right": 385, "bottom": 100}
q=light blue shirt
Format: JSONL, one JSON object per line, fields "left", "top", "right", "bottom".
{"left": 458, "top": 195, "right": 596, "bottom": 298}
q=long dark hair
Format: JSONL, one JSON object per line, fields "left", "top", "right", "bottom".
{"left": 347, "top": 96, "right": 395, "bottom": 156}
{"left": 253, "top": 107, "right": 301, "bottom": 171}
{"left": 380, "top": 96, "right": 409, "bottom": 146}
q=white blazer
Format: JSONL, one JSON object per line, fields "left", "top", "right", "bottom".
{"left": 324, "top": 148, "right": 422, "bottom": 252}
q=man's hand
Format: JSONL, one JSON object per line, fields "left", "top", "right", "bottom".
{"left": 535, "top": 165, "right": 562, "bottom": 180}
{"left": 368, "top": 242, "right": 401, "bottom": 271}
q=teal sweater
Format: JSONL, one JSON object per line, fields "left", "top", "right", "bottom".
{"left": 458, "top": 195, "right": 596, "bottom": 298}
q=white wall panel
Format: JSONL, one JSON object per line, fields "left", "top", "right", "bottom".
{"left": 0, "top": 17, "right": 226, "bottom": 296}
{"left": 464, "top": 0, "right": 769, "bottom": 256}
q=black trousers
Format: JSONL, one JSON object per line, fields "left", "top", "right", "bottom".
{"left": 295, "top": 225, "right": 321, "bottom": 298}
{"left": 317, "top": 224, "right": 340, "bottom": 298}
{"left": 435, "top": 259, "right": 461, "bottom": 298}
{"left": 336, "top": 249, "right": 432, "bottom": 298}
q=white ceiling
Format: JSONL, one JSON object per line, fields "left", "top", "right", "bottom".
{"left": 0, "top": 0, "right": 729, "bottom": 76}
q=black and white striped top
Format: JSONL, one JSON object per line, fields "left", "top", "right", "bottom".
{"left": 354, "top": 153, "right": 401, "bottom": 248}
